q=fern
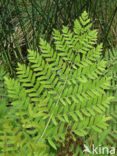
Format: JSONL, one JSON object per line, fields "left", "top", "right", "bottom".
{"left": 81, "top": 48, "right": 117, "bottom": 155}
{"left": 99, "top": 48, "right": 117, "bottom": 146}
{"left": 105, "top": 48, "right": 117, "bottom": 137}
{"left": 2, "top": 11, "right": 112, "bottom": 155}
{"left": 98, "top": 48, "right": 117, "bottom": 147}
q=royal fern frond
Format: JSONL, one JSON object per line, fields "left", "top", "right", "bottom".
{"left": 2, "top": 11, "right": 113, "bottom": 155}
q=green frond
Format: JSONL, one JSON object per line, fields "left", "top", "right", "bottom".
{"left": 2, "top": 11, "right": 113, "bottom": 155}
{"left": 4, "top": 77, "right": 30, "bottom": 106}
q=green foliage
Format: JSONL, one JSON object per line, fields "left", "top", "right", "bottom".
{"left": 105, "top": 48, "right": 117, "bottom": 135}
{"left": 0, "top": 0, "right": 116, "bottom": 76}
{"left": 81, "top": 48, "right": 117, "bottom": 154}
{"left": 1, "top": 11, "right": 112, "bottom": 155}
{"left": 0, "top": 64, "right": 8, "bottom": 120}
{"left": 103, "top": 48, "right": 117, "bottom": 145}
{"left": 105, "top": 48, "right": 117, "bottom": 98}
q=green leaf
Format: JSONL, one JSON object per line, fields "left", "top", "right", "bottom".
{"left": 48, "top": 138, "right": 57, "bottom": 150}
